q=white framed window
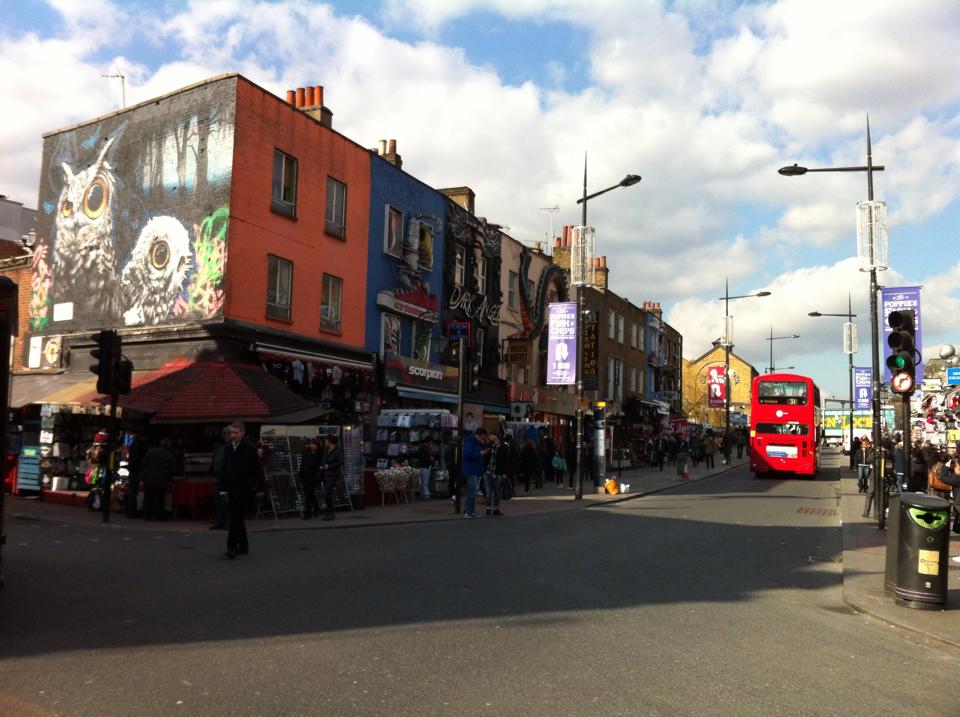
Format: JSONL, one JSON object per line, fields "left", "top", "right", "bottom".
{"left": 617, "top": 314, "right": 624, "bottom": 344}
{"left": 325, "top": 176, "right": 347, "bottom": 238}
{"left": 476, "top": 327, "right": 486, "bottom": 367}
{"left": 608, "top": 310, "right": 616, "bottom": 339}
{"left": 411, "top": 321, "right": 431, "bottom": 360}
{"left": 320, "top": 273, "right": 342, "bottom": 332}
{"left": 607, "top": 355, "right": 623, "bottom": 402}
{"left": 381, "top": 313, "right": 401, "bottom": 356}
{"left": 266, "top": 254, "right": 293, "bottom": 320}
{"left": 477, "top": 256, "right": 488, "bottom": 292}
{"left": 384, "top": 205, "right": 402, "bottom": 257}
{"left": 454, "top": 246, "right": 465, "bottom": 286}
{"left": 508, "top": 271, "right": 518, "bottom": 309}
{"left": 271, "top": 149, "right": 297, "bottom": 218}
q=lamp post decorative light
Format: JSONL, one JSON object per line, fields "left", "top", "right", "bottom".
{"left": 809, "top": 293, "right": 858, "bottom": 468}
{"left": 571, "top": 156, "right": 641, "bottom": 500}
{"left": 765, "top": 328, "right": 800, "bottom": 375}
{"left": 779, "top": 116, "right": 887, "bottom": 525}
{"left": 718, "top": 280, "right": 771, "bottom": 450}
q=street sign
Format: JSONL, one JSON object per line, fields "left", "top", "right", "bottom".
{"left": 447, "top": 321, "right": 470, "bottom": 342}
{"left": 891, "top": 371, "right": 914, "bottom": 394}
{"left": 948, "top": 367, "right": 960, "bottom": 385}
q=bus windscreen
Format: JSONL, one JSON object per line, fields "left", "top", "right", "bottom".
{"left": 757, "top": 381, "right": 807, "bottom": 405}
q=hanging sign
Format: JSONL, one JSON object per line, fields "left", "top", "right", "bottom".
{"left": 881, "top": 286, "right": 922, "bottom": 383}
{"left": 706, "top": 365, "right": 725, "bottom": 408}
{"left": 546, "top": 302, "right": 577, "bottom": 385}
{"left": 582, "top": 310, "right": 598, "bottom": 391}
{"left": 854, "top": 367, "right": 872, "bottom": 410}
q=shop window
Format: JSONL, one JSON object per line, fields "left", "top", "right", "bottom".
{"left": 382, "top": 313, "right": 401, "bottom": 356}
{"left": 320, "top": 273, "right": 342, "bottom": 332}
{"left": 266, "top": 255, "right": 293, "bottom": 320}
{"left": 325, "top": 176, "right": 347, "bottom": 238}
{"left": 271, "top": 149, "right": 297, "bottom": 218}
{"left": 384, "top": 205, "right": 402, "bottom": 257}
{"left": 508, "top": 271, "right": 518, "bottom": 309}
{"left": 411, "top": 321, "right": 431, "bottom": 361}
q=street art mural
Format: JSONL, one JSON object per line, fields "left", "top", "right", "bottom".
{"left": 29, "top": 83, "right": 234, "bottom": 334}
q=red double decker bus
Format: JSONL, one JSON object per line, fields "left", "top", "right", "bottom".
{"left": 749, "top": 373, "right": 823, "bottom": 478}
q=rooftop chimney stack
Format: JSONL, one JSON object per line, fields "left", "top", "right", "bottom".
{"left": 285, "top": 83, "right": 333, "bottom": 129}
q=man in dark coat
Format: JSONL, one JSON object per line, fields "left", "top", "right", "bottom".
{"left": 520, "top": 438, "right": 540, "bottom": 493}
{"left": 320, "top": 434, "right": 344, "bottom": 521}
{"left": 222, "top": 422, "right": 266, "bottom": 558}
{"left": 495, "top": 434, "right": 518, "bottom": 498}
{"left": 141, "top": 438, "right": 175, "bottom": 521}
{"left": 298, "top": 437, "right": 322, "bottom": 519}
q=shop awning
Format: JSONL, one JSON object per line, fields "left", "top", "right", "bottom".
{"left": 396, "top": 387, "right": 459, "bottom": 405}
{"left": 254, "top": 342, "right": 374, "bottom": 369}
{"left": 14, "top": 360, "right": 330, "bottom": 424}
{"left": 10, "top": 373, "right": 96, "bottom": 408}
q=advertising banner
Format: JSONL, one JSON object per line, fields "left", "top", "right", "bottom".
{"left": 881, "top": 286, "right": 923, "bottom": 383}
{"left": 854, "top": 367, "right": 872, "bottom": 410}
{"left": 582, "top": 310, "right": 599, "bottom": 391}
{"left": 706, "top": 365, "right": 726, "bottom": 408}
{"left": 546, "top": 302, "right": 577, "bottom": 385}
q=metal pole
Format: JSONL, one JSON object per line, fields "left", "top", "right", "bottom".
{"left": 866, "top": 117, "right": 885, "bottom": 528}
{"left": 902, "top": 394, "right": 912, "bottom": 494}
{"left": 769, "top": 326, "right": 774, "bottom": 375}
{"left": 724, "top": 280, "right": 730, "bottom": 447}
{"left": 102, "top": 392, "right": 118, "bottom": 523}
{"left": 575, "top": 154, "right": 588, "bottom": 501}
{"left": 847, "top": 293, "right": 856, "bottom": 469}
{"left": 455, "top": 335, "right": 465, "bottom": 515}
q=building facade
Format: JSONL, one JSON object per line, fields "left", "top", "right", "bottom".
{"left": 682, "top": 344, "right": 759, "bottom": 430}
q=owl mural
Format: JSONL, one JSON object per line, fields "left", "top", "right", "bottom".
{"left": 120, "top": 216, "right": 193, "bottom": 326}
{"left": 53, "top": 136, "right": 120, "bottom": 315}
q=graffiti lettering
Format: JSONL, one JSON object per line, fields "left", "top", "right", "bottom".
{"left": 447, "top": 285, "right": 500, "bottom": 325}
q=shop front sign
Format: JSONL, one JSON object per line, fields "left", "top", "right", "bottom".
{"left": 582, "top": 311, "right": 598, "bottom": 391}
{"left": 377, "top": 287, "right": 439, "bottom": 322}
{"left": 383, "top": 355, "right": 458, "bottom": 393}
{"left": 447, "top": 285, "right": 500, "bottom": 325}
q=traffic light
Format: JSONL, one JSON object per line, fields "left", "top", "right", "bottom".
{"left": 886, "top": 310, "right": 916, "bottom": 394}
{"left": 469, "top": 362, "right": 480, "bottom": 392}
{"left": 115, "top": 357, "right": 133, "bottom": 395}
{"left": 90, "top": 330, "right": 120, "bottom": 395}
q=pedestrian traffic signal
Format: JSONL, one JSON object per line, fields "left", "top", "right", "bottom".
{"left": 886, "top": 310, "right": 916, "bottom": 393}
{"left": 469, "top": 362, "right": 480, "bottom": 392}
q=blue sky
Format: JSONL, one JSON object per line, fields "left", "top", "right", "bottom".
{"left": 2, "top": 0, "right": 959, "bottom": 399}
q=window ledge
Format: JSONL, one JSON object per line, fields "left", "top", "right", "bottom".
{"left": 270, "top": 199, "right": 297, "bottom": 220}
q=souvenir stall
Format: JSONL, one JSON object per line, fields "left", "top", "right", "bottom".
{"left": 258, "top": 424, "right": 362, "bottom": 518}
{"left": 371, "top": 409, "right": 458, "bottom": 500}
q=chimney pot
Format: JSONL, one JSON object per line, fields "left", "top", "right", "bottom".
{"left": 305, "top": 86, "right": 315, "bottom": 106}
{"left": 379, "top": 139, "right": 387, "bottom": 155}
{"left": 295, "top": 87, "right": 305, "bottom": 107}
{"left": 388, "top": 139, "right": 397, "bottom": 155}
{"left": 555, "top": 237, "right": 561, "bottom": 248}
{"left": 562, "top": 225, "right": 569, "bottom": 246}
{"left": 315, "top": 85, "right": 324, "bottom": 107}
{"left": 601, "top": 256, "right": 607, "bottom": 268}
{"left": 286, "top": 90, "right": 296, "bottom": 105}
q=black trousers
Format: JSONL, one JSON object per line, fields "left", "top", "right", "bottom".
{"left": 323, "top": 478, "right": 342, "bottom": 515}
{"left": 302, "top": 478, "right": 321, "bottom": 517}
{"left": 704, "top": 455, "right": 715, "bottom": 469}
{"left": 227, "top": 492, "right": 251, "bottom": 554}
{"left": 143, "top": 485, "right": 167, "bottom": 520}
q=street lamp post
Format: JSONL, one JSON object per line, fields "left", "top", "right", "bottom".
{"left": 765, "top": 328, "right": 800, "bottom": 374}
{"left": 572, "top": 158, "right": 641, "bottom": 500}
{"left": 779, "top": 116, "right": 886, "bottom": 526}
{"left": 809, "top": 293, "right": 858, "bottom": 468}
{"left": 718, "top": 280, "right": 771, "bottom": 453}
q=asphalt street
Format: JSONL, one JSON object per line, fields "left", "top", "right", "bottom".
{"left": 1, "top": 453, "right": 959, "bottom": 716}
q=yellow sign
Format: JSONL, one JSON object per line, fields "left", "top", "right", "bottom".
{"left": 918, "top": 550, "right": 940, "bottom": 576}
{"left": 823, "top": 415, "right": 873, "bottom": 430}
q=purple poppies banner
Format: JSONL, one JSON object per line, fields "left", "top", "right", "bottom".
{"left": 881, "top": 286, "right": 923, "bottom": 383}
{"left": 546, "top": 302, "right": 577, "bottom": 385}
{"left": 853, "top": 367, "right": 872, "bottom": 410}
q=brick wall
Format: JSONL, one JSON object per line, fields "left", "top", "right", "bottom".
{"left": 0, "top": 256, "right": 34, "bottom": 370}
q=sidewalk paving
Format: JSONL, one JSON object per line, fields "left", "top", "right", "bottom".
{"left": 4, "top": 453, "right": 743, "bottom": 534}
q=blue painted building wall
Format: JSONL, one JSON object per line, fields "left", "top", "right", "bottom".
{"left": 365, "top": 155, "right": 446, "bottom": 361}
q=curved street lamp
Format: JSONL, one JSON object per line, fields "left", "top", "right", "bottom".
{"left": 571, "top": 156, "right": 642, "bottom": 501}
{"left": 765, "top": 328, "right": 799, "bottom": 375}
{"left": 717, "top": 280, "right": 771, "bottom": 450}
{"left": 779, "top": 115, "right": 887, "bottom": 525}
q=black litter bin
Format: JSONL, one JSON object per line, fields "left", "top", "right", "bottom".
{"left": 890, "top": 493, "right": 951, "bottom": 609}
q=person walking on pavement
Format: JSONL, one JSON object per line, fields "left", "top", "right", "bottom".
{"left": 856, "top": 438, "right": 876, "bottom": 517}
{"left": 209, "top": 427, "right": 231, "bottom": 530}
{"left": 541, "top": 434, "right": 556, "bottom": 487}
{"left": 298, "top": 437, "right": 323, "bottom": 519}
{"left": 520, "top": 437, "right": 540, "bottom": 493}
{"left": 854, "top": 437, "right": 872, "bottom": 494}
{"left": 417, "top": 437, "right": 434, "bottom": 501}
{"left": 222, "top": 422, "right": 266, "bottom": 559}
{"left": 702, "top": 431, "right": 716, "bottom": 469}
{"left": 461, "top": 427, "right": 487, "bottom": 518}
{"left": 655, "top": 434, "right": 666, "bottom": 471}
{"left": 908, "top": 444, "right": 927, "bottom": 493}
{"left": 141, "top": 438, "right": 175, "bottom": 521}
{"left": 484, "top": 433, "right": 502, "bottom": 516}
{"left": 496, "top": 434, "right": 518, "bottom": 499}
{"left": 735, "top": 429, "right": 746, "bottom": 459}
{"left": 320, "top": 434, "right": 344, "bottom": 521}
{"left": 125, "top": 433, "right": 147, "bottom": 518}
